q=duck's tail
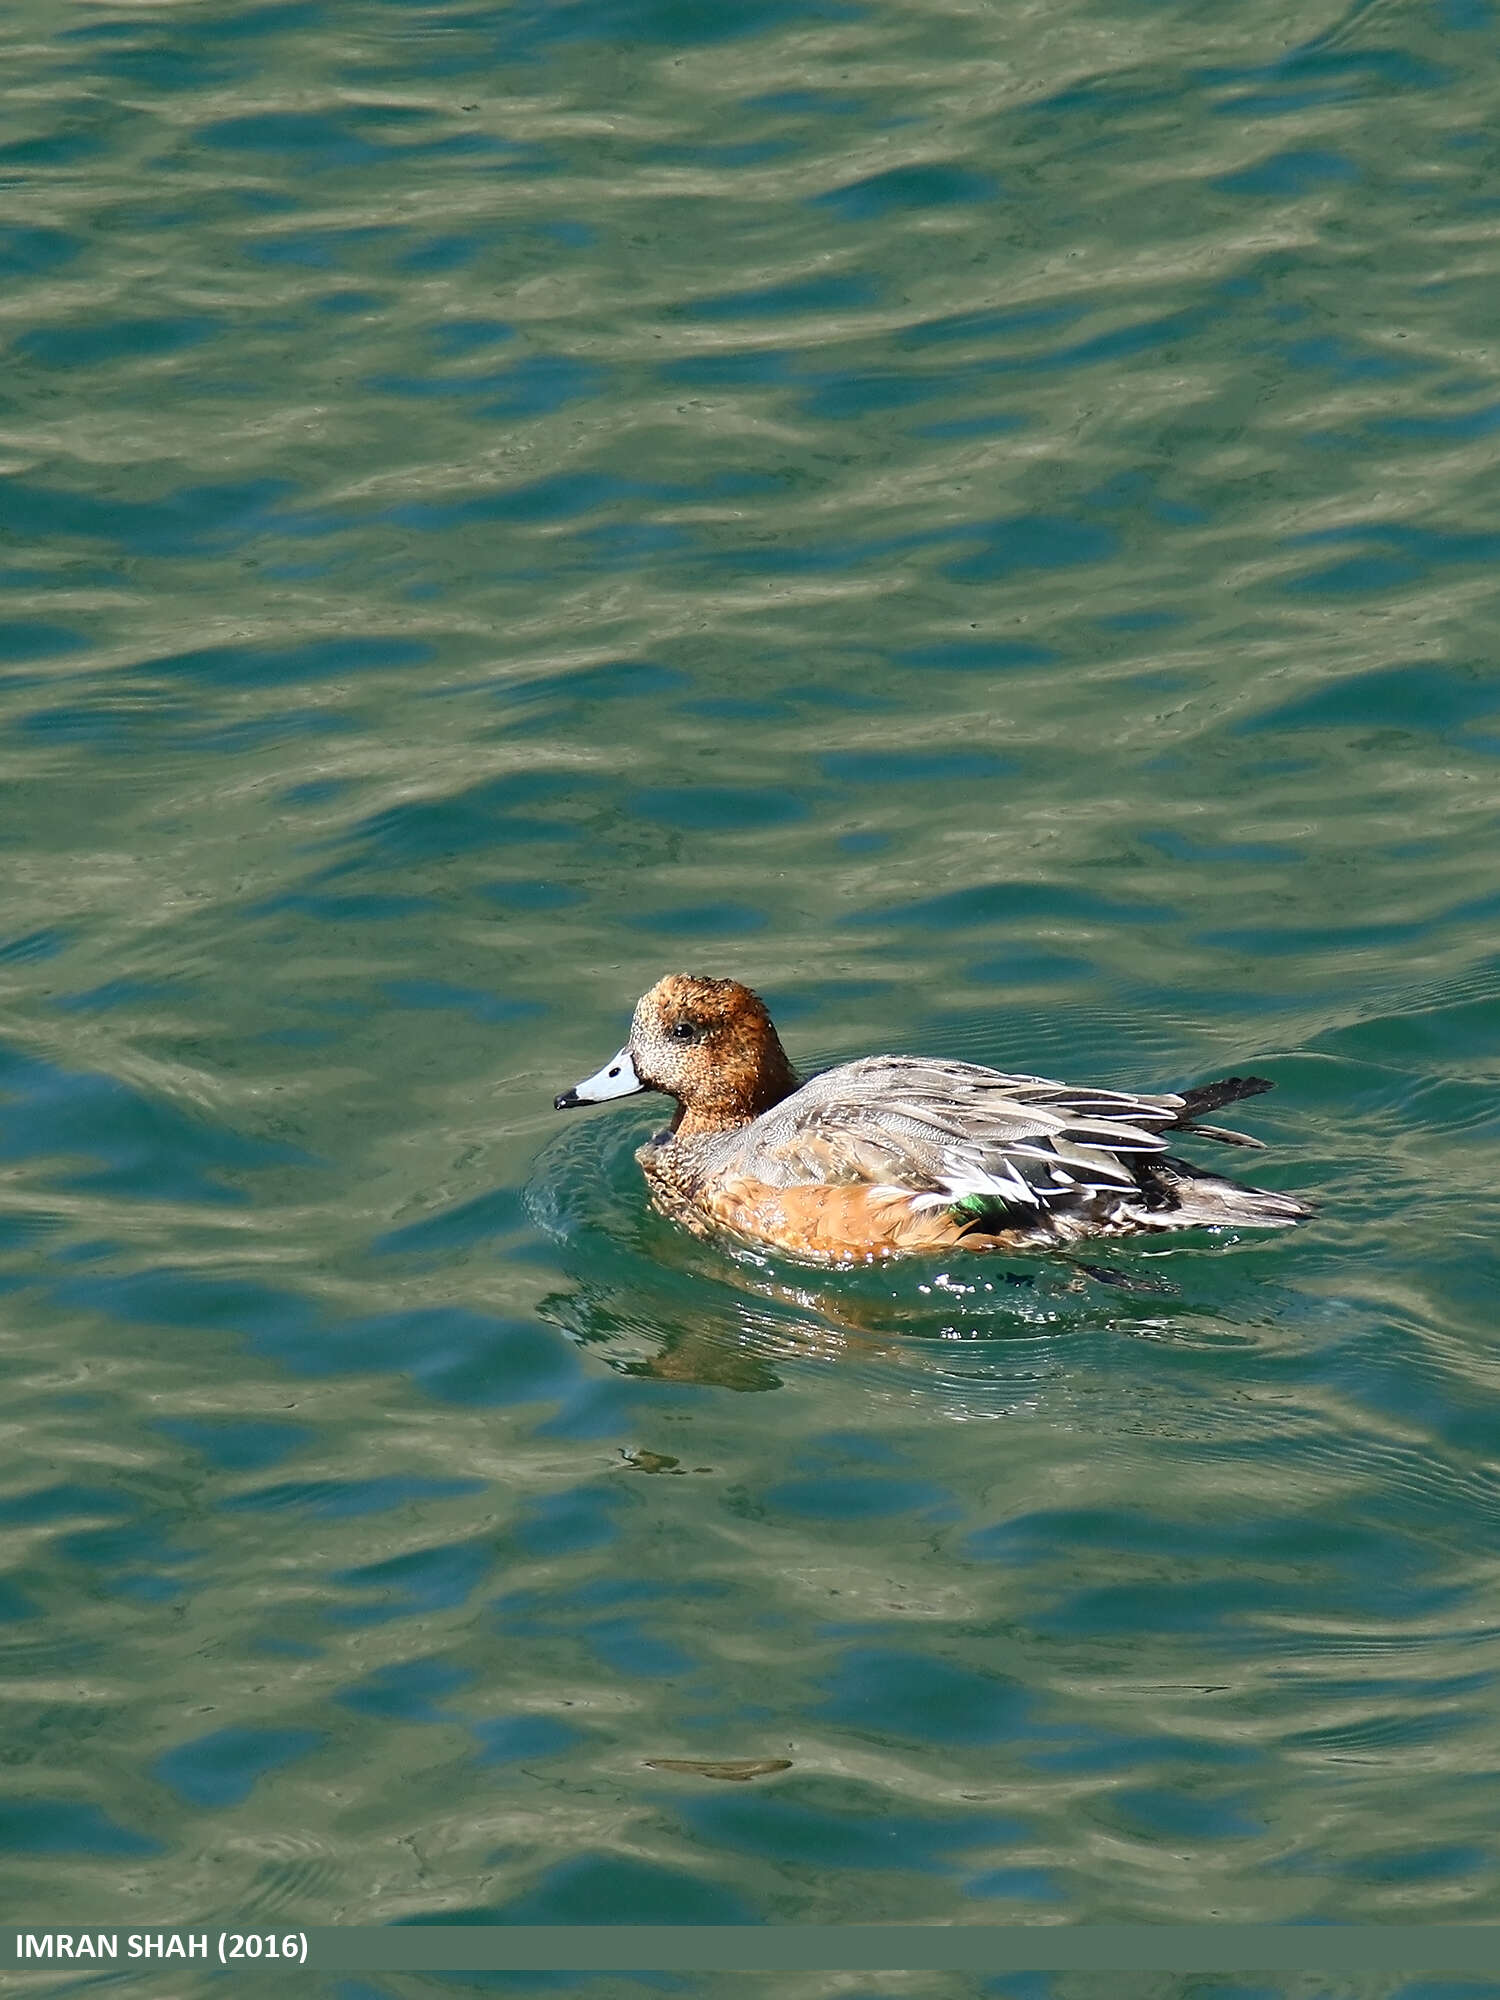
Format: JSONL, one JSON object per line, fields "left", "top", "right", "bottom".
{"left": 1137, "top": 1153, "right": 1313, "bottom": 1230}
{"left": 1137, "top": 1076, "right": 1311, "bottom": 1228}
{"left": 1170, "top": 1074, "right": 1274, "bottom": 1148}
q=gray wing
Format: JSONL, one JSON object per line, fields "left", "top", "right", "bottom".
{"left": 742, "top": 1055, "right": 1192, "bottom": 1214}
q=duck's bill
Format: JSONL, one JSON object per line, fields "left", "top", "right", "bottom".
{"left": 554, "top": 1047, "right": 644, "bottom": 1111}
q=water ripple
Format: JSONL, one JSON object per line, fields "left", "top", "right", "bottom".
{"left": 1, "top": 0, "right": 1497, "bottom": 1938}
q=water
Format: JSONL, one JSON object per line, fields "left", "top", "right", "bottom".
{"left": 2, "top": 0, "right": 1499, "bottom": 1991}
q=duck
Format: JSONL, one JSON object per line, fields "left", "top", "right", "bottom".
{"left": 554, "top": 974, "right": 1310, "bottom": 1265}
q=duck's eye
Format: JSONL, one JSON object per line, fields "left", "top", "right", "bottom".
{"left": 669, "top": 1020, "right": 698, "bottom": 1042}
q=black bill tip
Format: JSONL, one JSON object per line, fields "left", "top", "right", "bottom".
{"left": 554, "top": 1088, "right": 582, "bottom": 1111}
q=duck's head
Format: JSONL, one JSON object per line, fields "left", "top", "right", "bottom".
{"left": 554, "top": 974, "right": 798, "bottom": 1135}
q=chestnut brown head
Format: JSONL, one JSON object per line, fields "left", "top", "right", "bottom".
{"left": 554, "top": 975, "right": 798, "bottom": 1135}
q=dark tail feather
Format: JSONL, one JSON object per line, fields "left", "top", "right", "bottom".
{"left": 1174, "top": 1074, "right": 1274, "bottom": 1149}
{"left": 1179, "top": 1119, "right": 1264, "bottom": 1149}
{"left": 1179, "top": 1075, "right": 1274, "bottom": 1116}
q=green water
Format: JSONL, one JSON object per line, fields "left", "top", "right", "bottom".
{"left": 2, "top": 0, "right": 1499, "bottom": 1992}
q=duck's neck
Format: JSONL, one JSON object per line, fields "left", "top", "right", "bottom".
{"left": 672, "top": 1039, "right": 799, "bottom": 1143}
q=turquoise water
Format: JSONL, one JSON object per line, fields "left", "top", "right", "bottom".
{"left": 2, "top": 0, "right": 1499, "bottom": 1991}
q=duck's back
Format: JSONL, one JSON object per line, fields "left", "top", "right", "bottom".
{"left": 720, "top": 1053, "right": 1179, "bottom": 1191}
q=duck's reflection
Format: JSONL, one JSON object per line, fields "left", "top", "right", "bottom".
{"left": 531, "top": 1242, "right": 1164, "bottom": 1396}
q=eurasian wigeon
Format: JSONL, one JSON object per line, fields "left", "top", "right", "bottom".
{"left": 555, "top": 974, "right": 1310, "bottom": 1265}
